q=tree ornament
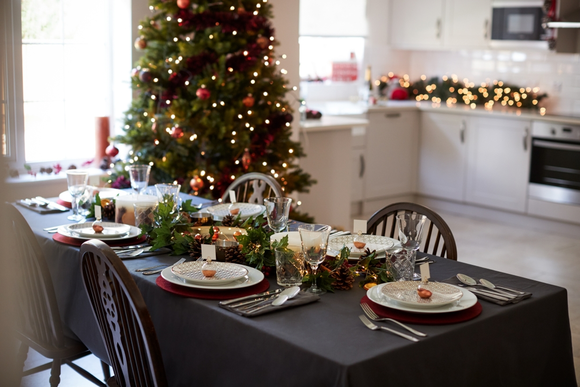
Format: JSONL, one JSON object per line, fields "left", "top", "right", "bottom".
{"left": 391, "top": 88, "right": 409, "bottom": 100}
{"left": 139, "top": 69, "right": 152, "bottom": 83}
{"left": 131, "top": 67, "right": 140, "bottom": 77}
{"left": 242, "top": 94, "right": 255, "bottom": 107}
{"left": 189, "top": 175, "right": 204, "bottom": 191}
{"left": 177, "top": 0, "right": 190, "bottom": 9}
{"left": 134, "top": 36, "right": 147, "bottom": 50}
{"left": 151, "top": 122, "right": 157, "bottom": 133}
{"left": 105, "top": 144, "right": 119, "bottom": 158}
{"left": 242, "top": 148, "right": 251, "bottom": 170}
{"left": 257, "top": 36, "right": 269, "bottom": 49}
{"left": 196, "top": 87, "right": 211, "bottom": 100}
{"left": 171, "top": 126, "right": 184, "bottom": 138}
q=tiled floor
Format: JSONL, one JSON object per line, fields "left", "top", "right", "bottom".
{"left": 19, "top": 210, "right": 580, "bottom": 386}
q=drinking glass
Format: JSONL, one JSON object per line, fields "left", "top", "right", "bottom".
{"left": 396, "top": 213, "right": 426, "bottom": 280}
{"left": 264, "top": 197, "right": 292, "bottom": 232}
{"left": 66, "top": 170, "right": 89, "bottom": 221}
{"left": 155, "top": 183, "right": 181, "bottom": 213}
{"left": 274, "top": 247, "right": 304, "bottom": 287}
{"left": 388, "top": 249, "right": 416, "bottom": 281}
{"left": 299, "top": 224, "right": 331, "bottom": 295}
{"left": 128, "top": 164, "right": 151, "bottom": 194}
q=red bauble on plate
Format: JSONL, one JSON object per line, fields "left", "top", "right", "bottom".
{"left": 105, "top": 144, "right": 119, "bottom": 158}
{"left": 196, "top": 88, "right": 211, "bottom": 100}
{"left": 177, "top": 0, "right": 190, "bottom": 9}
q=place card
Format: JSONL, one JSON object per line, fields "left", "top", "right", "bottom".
{"left": 95, "top": 205, "right": 102, "bottom": 220}
{"left": 201, "top": 244, "right": 217, "bottom": 261}
{"left": 353, "top": 220, "right": 367, "bottom": 234}
{"left": 229, "top": 190, "right": 237, "bottom": 204}
{"left": 420, "top": 262, "right": 431, "bottom": 283}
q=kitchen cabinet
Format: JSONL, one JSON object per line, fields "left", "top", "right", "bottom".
{"left": 351, "top": 126, "right": 366, "bottom": 203}
{"left": 465, "top": 116, "right": 531, "bottom": 213}
{"left": 418, "top": 112, "right": 467, "bottom": 202}
{"left": 364, "top": 110, "right": 419, "bottom": 200}
{"left": 390, "top": 0, "right": 491, "bottom": 50}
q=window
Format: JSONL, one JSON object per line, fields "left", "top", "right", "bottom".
{"left": 2, "top": 0, "right": 131, "bottom": 173}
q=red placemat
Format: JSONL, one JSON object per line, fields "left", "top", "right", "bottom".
{"left": 53, "top": 233, "right": 147, "bottom": 247}
{"left": 57, "top": 199, "right": 72, "bottom": 209}
{"left": 360, "top": 295, "right": 482, "bottom": 325}
{"left": 156, "top": 276, "right": 270, "bottom": 300}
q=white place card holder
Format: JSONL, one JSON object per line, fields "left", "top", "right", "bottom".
{"left": 229, "top": 190, "right": 237, "bottom": 204}
{"left": 353, "top": 220, "right": 367, "bottom": 234}
{"left": 201, "top": 244, "right": 217, "bottom": 261}
{"left": 420, "top": 262, "right": 431, "bottom": 283}
{"left": 95, "top": 206, "right": 102, "bottom": 221}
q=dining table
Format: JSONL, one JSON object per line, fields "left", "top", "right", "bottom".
{"left": 12, "top": 196, "right": 577, "bottom": 387}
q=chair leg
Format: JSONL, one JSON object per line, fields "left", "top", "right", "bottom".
{"left": 49, "top": 358, "right": 61, "bottom": 387}
{"left": 17, "top": 342, "right": 29, "bottom": 385}
{"left": 101, "top": 361, "right": 111, "bottom": 380}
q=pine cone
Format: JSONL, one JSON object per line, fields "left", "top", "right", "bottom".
{"left": 224, "top": 245, "right": 246, "bottom": 265}
{"left": 360, "top": 247, "right": 377, "bottom": 259}
{"left": 221, "top": 215, "right": 235, "bottom": 227}
{"left": 102, "top": 201, "right": 116, "bottom": 221}
{"left": 189, "top": 238, "right": 202, "bottom": 260}
{"left": 331, "top": 263, "right": 355, "bottom": 290}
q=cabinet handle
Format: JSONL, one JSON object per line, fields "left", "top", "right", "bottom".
{"left": 484, "top": 19, "right": 489, "bottom": 39}
{"left": 436, "top": 18, "right": 441, "bottom": 39}
{"left": 385, "top": 113, "right": 401, "bottom": 119}
{"left": 360, "top": 154, "right": 365, "bottom": 178}
{"left": 523, "top": 127, "right": 529, "bottom": 151}
{"left": 460, "top": 120, "right": 466, "bottom": 143}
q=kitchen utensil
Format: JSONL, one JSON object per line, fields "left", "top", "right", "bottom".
{"left": 457, "top": 273, "right": 518, "bottom": 300}
{"left": 479, "top": 278, "right": 528, "bottom": 295}
{"left": 271, "top": 286, "right": 300, "bottom": 306}
{"left": 219, "top": 289, "right": 283, "bottom": 306}
{"left": 359, "top": 303, "right": 427, "bottom": 337}
{"left": 358, "top": 315, "right": 419, "bottom": 342}
{"left": 118, "top": 248, "right": 145, "bottom": 258}
{"left": 34, "top": 196, "right": 69, "bottom": 211}
{"left": 143, "top": 258, "right": 186, "bottom": 275}
{"left": 135, "top": 263, "right": 169, "bottom": 272}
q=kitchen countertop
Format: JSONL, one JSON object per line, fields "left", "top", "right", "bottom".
{"left": 306, "top": 100, "right": 580, "bottom": 126}
{"left": 299, "top": 115, "right": 369, "bottom": 133}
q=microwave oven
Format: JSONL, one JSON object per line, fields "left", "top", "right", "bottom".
{"left": 491, "top": 6, "right": 545, "bottom": 40}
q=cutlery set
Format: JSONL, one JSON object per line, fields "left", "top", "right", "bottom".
{"left": 220, "top": 286, "right": 301, "bottom": 315}
{"left": 359, "top": 303, "right": 426, "bottom": 342}
{"left": 455, "top": 273, "right": 530, "bottom": 304}
{"left": 19, "top": 197, "right": 69, "bottom": 212}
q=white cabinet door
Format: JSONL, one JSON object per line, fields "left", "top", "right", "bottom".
{"left": 443, "top": 0, "right": 491, "bottom": 49}
{"left": 364, "top": 110, "right": 419, "bottom": 200}
{"left": 390, "top": 0, "right": 444, "bottom": 48}
{"left": 418, "top": 112, "right": 467, "bottom": 201}
{"left": 466, "top": 117, "right": 531, "bottom": 213}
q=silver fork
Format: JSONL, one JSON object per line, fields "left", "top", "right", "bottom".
{"left": 360, "top": 303, "right": 427, "bottom": 337}
{"left": 359, "top": 315, "right": 419, "bottom": 342}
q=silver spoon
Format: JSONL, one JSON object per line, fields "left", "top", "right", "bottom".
{"left": 457, "top": 274, "right": 517, "bottom": 299}
{"left": 479, "top": 278, "right": 527, "bottom": 296}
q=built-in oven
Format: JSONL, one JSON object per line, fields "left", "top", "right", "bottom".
{"left": 529, "top": 121, "right": 580, "bottom": 205}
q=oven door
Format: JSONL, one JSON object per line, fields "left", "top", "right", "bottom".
{"left": 529, "top": 138, "right": 580, "bottom": 205}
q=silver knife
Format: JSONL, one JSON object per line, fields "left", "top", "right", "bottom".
{"left": 34, "top": 196, "right": 69, "bottom": 211}
{"left": 111, "top": 244, "right": 150, "bottom": 250}
{"left": 219, "top": 288, "right": 283, "bottom": 306}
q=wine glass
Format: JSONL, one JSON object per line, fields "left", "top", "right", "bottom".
{"left": 128, "top": 164, "right": 151, "bottom": 194}
{"left": 396, "top": 213, "right": 426, "bottom": 280}
{"left": 299, "top": 224, "right": 331, "bottom": 295}
{"left": 264, "top": 197, "right": 292, "bottom": 233}
{"left": 66, "top": 170, "right": 89, "bottom": 221}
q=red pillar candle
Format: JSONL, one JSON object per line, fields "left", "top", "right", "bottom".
{"left": 95, "top": 117, "right": 110, "bottom": 164}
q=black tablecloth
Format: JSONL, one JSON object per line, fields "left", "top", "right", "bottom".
{"left": 15, "top": 202, "right": 577, "bottom": 387}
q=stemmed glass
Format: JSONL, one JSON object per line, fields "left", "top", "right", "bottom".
{"left": 299, "top": 224, "right": 331, "bottom": 295}
{"left": 396, "top": 213, "right": 427, "bottom": 280}
{"left": 128, "top": 164, "right": 151, "bottom": 194}
{"left": 66, "top": 170, "right": 89, "bottom": 221}
{"left": 264, "top": 197, "right": 292, "bottom": 233}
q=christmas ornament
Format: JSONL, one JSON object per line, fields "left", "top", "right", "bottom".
{"left": 131, "top": 67, "right": 140, "bottom": 77}
{"left": 177, "top": 0, "right": 190, "bottom": 9}
{"left": 134, "top": 37, "right": 147, "bottom": 50}
{"left": 139, "top": 69, "right": 152, "bottom": 83}
{"left": 151, "top": 122, "right": 157, "bottom": 133}
{"left": 242, "top": 148, "right": 251, "bottom": 170}
{"left": 242, "top": 94, "right": 255, "bottom": 107}
{"left": 196, "top": 87, "right": 211, "bottom": 100}
{"left": 391, "top": 88, "right": 409, "bottom": 100}
{"left": 170, "top": 126, "right": 184, "bottom": 138}
{"left": 257, "top": 36, "right": 269, "bottom": 49}
{"left": 105, "top": 144, "right": 119, "bottom": 158}
{"left": 189, "top": 175, "right": 204, "bottom": 191}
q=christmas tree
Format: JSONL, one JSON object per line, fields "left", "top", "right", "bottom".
{"left": 115, "top": 0, "right": 314, "bottom": 200}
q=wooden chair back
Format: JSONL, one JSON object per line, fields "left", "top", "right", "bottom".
{"left": 80, "top": 239, "right": 167, "bottom": 387}
{"left": 366, "top": 202, "right": 458, "bottom": 260}
{"left": 221, "top": 172, "right": 283, "bottom": 203}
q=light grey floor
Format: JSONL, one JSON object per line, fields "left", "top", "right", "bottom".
{"left": 20, "top": 210, "right": 580, "bottom": 386}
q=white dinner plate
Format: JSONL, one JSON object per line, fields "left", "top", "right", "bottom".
{"left": 367, "top": 283, "right": 477, "bottom": 314}
{"left": 205, "top": 203, "right": 265, "bottom": 220}
{"left": 379, "top": 281, "right": 463, "bottom": 308}
{"left": 328, "top": 235, "right": 398, "bottom": 258}
{"left": 65, "top": 222, "right": 132, "bottom": 239}
{"left": 171, "top": 261, "right": 248, "bottom": 285}
{"left": 59, "top": 187, "right": 128, "bottom": 204}
{"left": 57, "top": 224, "right": 141, "bottom": 241}
{"left": 161, "top": 264, "right": 264, "bottom": 290}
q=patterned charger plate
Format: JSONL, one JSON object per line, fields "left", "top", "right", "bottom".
{"left": 380, "top": 281, "right": 463, "bottom": 308}
{"left": 328, "top": 235, "right": 397, "bottom": 257}
{"left": 66, "top": 222, "right": 131, "bottom": 238}
{"left": 171, "top": 261, "right": 249, "bottom": 285}
{"left": 204, "top": 203, "right": 265, "bottom": 220}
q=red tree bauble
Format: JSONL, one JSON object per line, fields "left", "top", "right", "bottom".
{"left": 189, "top": 175, "right": 204, "bottom": 191}
{"left": 257, "top": 36, "right": 269, "bottom": 49}
{"left": 134, "top": 37, "right": 147, "bottom": 50}
{"left": 242, "top": 95, "right": 255, "bottom": 107}
{"left": 242, "top": 148, "right": 251, "bottom": 170}
{"left": 391, "top": 88, "right": 409, "bottom": 100}
{"left": 105, "top": 144, "right": 119, "bottom": 158}
{"left": 196, "top": 88, "right": 211, "bottom": 100}
{"left": 171, "top": 127, "right": 184, "bottom": 138}
{"left": 177, "top": 0, "right": 190, "bottom": 9}
{"left": 131, "top": 67, "right": 140, "bottom": 77}
{"left": 139, "top": 69, "right": 152, "bottom": 83}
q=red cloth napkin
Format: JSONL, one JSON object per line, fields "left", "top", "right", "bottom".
{"left": 52, "top": 233, "right": 147, "bottom": 247}
{"left": 156, "top": 276, "right": 270, "bottom": 300}
{"left": 57, "top": 199, "right": 72, "bottom": 209}
{"left": 360, "top": 295, "right": 482, "bottom": 325}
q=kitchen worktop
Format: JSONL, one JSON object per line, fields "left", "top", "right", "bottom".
{"left": 306, "top": 100, "right": 580, "bottom": 125}
{"left": 299, "top": 115, "right": 369, "bottom": 132}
